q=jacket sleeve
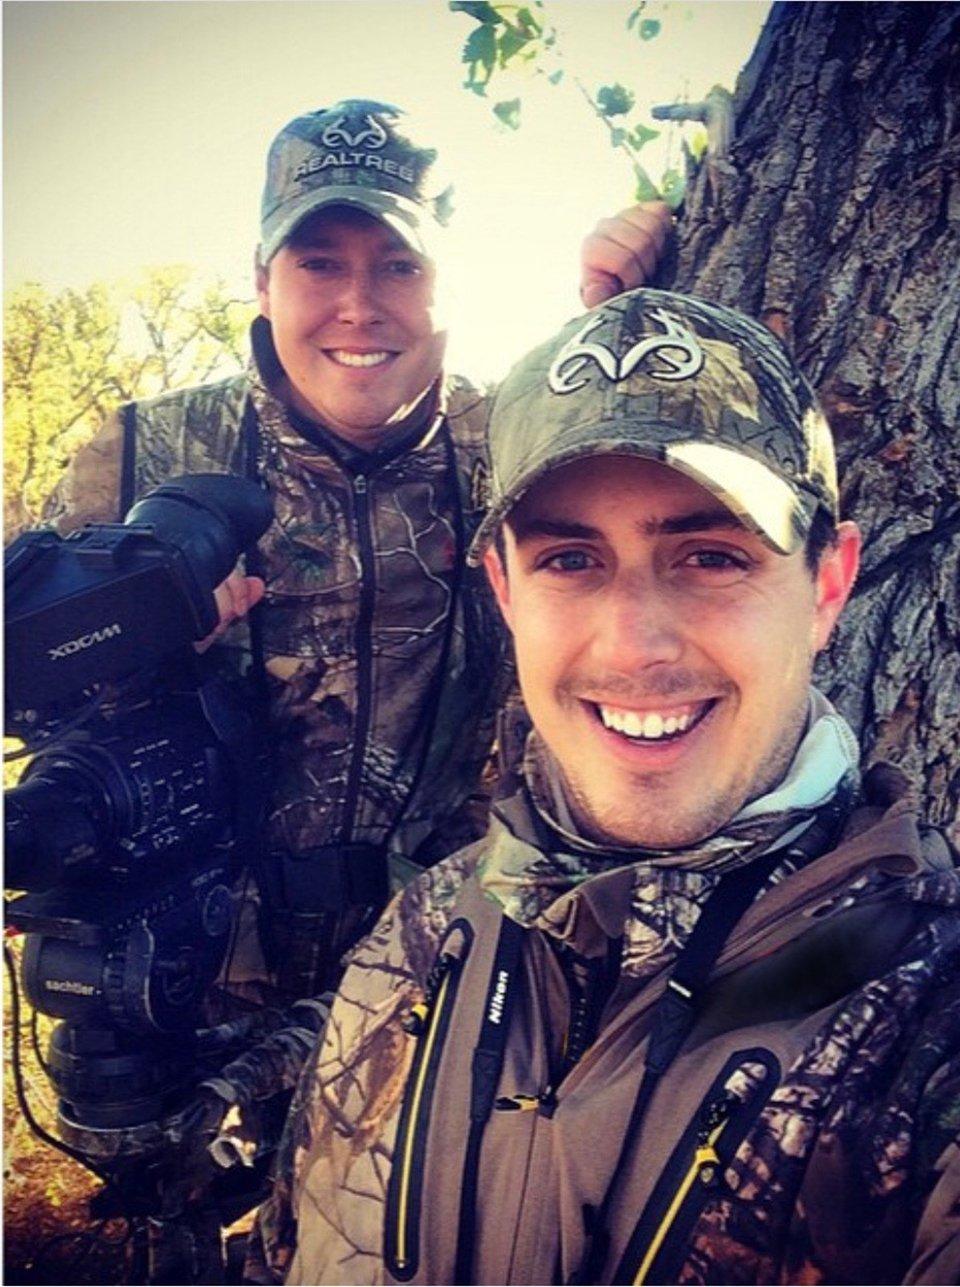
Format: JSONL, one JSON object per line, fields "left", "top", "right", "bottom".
{"left": 40, "top": 408, "right": 126, "bottom": 533}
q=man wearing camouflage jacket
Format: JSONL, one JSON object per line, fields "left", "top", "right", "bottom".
{"left": 44, "top": 99, "right": 670, "bottom": 1001}
{"left": 261, "top": 290, "right": 960, "bottom": 1284}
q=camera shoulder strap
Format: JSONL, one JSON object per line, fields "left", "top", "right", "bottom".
{"left": 239, "top": 395, "right": 269, "bottom": 698}
{"left": 119, "top": 402, "right": 138, "bottom": 519}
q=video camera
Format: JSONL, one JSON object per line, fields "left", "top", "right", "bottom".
{"left": 4, "top": 474, "right": 274, "bottom": 1134}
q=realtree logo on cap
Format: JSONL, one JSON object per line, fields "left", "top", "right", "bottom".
{"left": 293, "top": 109, "right": 417, "bottom": 185}
{"left": 548, "top": 307, "right": 705, "bottom": 395}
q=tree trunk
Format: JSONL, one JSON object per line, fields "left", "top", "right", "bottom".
{"left": 668, "top": 1, "right": 960, "bottom": 839}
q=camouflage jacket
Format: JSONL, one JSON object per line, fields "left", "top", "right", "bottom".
{"left": 43, "top": 322, "right": 507, "bottom": 882}
{"left": 250, "top": 763, "right": 960, "bottom": 1285}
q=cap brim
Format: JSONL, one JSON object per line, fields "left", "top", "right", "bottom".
{"left": 260, "top": 186, "right": 437, "bottom": 261}
{"left": 467, "top": 427, "right": 813, "bottom": 566}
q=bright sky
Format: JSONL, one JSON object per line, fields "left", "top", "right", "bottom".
{"left": 3, "top": 0, "right": 770, "bottom": 381}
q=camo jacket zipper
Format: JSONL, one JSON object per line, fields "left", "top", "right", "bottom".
{"left": 385, "top": 922, "right": 473, "bottom": 1280}
{"left": 614, "top": 1048, "right": 780, "bottom": 1285}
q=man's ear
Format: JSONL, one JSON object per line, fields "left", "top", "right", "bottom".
{"left": 812, "top": 520, "right": 860, "bottom": 652}
{"left": 254, "top": 249, "right": 271, "bottom": 318}
{"left": 483, "top": 544, "right": 514, "bottom": 632}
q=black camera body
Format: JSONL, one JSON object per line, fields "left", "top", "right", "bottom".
{"left": 5, "top": 525, "right": 217, "bottom": 713}
{"left": 4, "top": 474, "right": 274, "bottom": 1129}
{"left": 5, "top": 473, "right": 267, "bottom": 715}
{"left": 9, "top": 678, "right": 243, "bottom": 1040}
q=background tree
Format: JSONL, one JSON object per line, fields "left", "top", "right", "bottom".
{"left": 3, "top": 268, "right": 253, "bottom": 533}
{"left": 453, "top": 0, "right": 960, "bottom": 838}
{"left": 669, "top": 1, "right": 960, "bottom": 839}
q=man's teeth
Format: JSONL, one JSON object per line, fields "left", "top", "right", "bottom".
{"left": 328, "top": 350, "right": 392, "bottom": 368}
{"left": 598, "top": 705, "right": 698, "bottom": 740}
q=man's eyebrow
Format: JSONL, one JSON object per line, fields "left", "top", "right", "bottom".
{"left": 510, "top": 517, "right": 602, "bottom": 543}
{"left": 642, "top": 509, "right": 745, "bottom": 536}
{"left": 511, "top": 510, "right": 746, "bottom": 543}
{"left": 291, "top": 232, "right": 412, "bottom": 254}
{"left": 288, "top": 233, "right": 337, "bottom": 250}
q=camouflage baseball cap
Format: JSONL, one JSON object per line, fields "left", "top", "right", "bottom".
{"left": 468, "top": 288, "right": 839, "bottom": 564}
{"left": 260, "top": 98, "right": 454, "bottom": 262}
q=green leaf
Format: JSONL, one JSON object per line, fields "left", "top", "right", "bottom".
{"left": 660, "top": 167, "right": 686, "bottom": 210}
{"left": 639, "top": 18, "right": 661, "bottom": 40}
{"left": 548, "top": 68, "right": 564, "bottom": 85}
{"left": 493, "top": 97, "right": 522, "bottom": 130}
{"left": 633, "top": 169, "right": 661, "bottom": 203}
{"left": 596, "top": 83, "right": 635, "bottom": 117}
{"left": 515, "top": 5, "right": 543, "bottom": 35}
{"left": 626, "top": 6, "right": 641, "bottom": 30}
{"left": 449, "top": 1, "right": 502, "bottom": 22}
{"left": 462, "top": 23, "right": 497, "bottom": 84}
{"left": 498, "top": 26, "right": 534, "bottom": 65}
{"left": 628, "top": 121, "right": 660, "bottom": 152}
{"left": 610, "top": 127, "right": 627, "bottom": 149}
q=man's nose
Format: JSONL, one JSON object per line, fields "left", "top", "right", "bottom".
{"left": 335, "top": 271, "right": 383, "bottom": 325}
{"left": 594, "top": 579, "right": 685, "bottom": 671}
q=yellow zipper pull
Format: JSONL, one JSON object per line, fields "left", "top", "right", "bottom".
{"left": 494, "top": 1093, "right": 541, "bottom": 1112}
{"left": 401, "top": 951, "right": 457, "bottom": 1036}
{"left": 401, "top": 1002, "right": 430, "bottom": 1036}
{"left": 693, "top": 1141, "right": 721, "bottom": 1186}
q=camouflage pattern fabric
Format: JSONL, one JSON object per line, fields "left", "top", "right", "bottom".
{"left": 469, "top": 288, "right": 840, "bottom": 563}
{"left": 246, "top": 361, "right": 501, "bottom": 860}
{"left": 260, "top": 99, "right": 454, "bottom": 263}
{"left": 42, "top": 322, "right": 508, "bottom": 996}
{"left": 256, "top": 762, "right": 960, "bottom": 1285}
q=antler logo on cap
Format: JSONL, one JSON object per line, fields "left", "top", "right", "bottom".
{"left": 548, "top": 307, "right": 705, "bottom": 395}
{"left": 320, "top": 113, "right": 389, "bottom": 151}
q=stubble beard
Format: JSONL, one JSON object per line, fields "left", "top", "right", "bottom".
{"left": 560, "top": 685, "right": 812, "bottom": 852}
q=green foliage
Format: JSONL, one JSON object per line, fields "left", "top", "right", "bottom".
{"left": 596, "top": 83, "right": 635, "bottom": 117}
{"left": 493, "top": 97, "right": 523, "bottom": 129}
{"left": 462, "top": 23, "right": 497, "bottom": 90}
{"left": 633, "top": 170, "right": 662, "bottom": 203}
{"left": 628, "top": 121, "right": 660, "bottom": 150}
{"left": 499, "top": 24, "right": 535, "bottom": 64}
{"left": 659, "top": 166, "right": 685, "bottom": 210}
{"left": 626, "top": 6, "right": 661, "bottom": 39}
{"left": 449, "top": 0, "right": 503, "bottom": 21}
{"left": 459, "top": 1, "right": 544, "bottom": 94}
{"left": 3, "top": 268, "right": 255, "bottom": 531}
{"left": 448, "top": 0, "right": 678, "bottom": 204}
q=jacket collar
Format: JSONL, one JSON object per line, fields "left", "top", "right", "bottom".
{"left": 480, "top": 762, "right": 941, "bottom": 959}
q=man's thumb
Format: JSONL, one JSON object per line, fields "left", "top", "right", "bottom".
{"left": 580, "top": 270, "right": 622, "bottom": 310}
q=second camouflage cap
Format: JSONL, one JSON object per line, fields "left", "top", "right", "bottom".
{"left": 260, "top": 98, "right": 454, "bottom": 261}
{"left": 468, "top": 288, "right": 839, "bottom": 564}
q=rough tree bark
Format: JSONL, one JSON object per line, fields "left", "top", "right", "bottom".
{"left": 666, "top": 1, "right": 960, "bottom": 838}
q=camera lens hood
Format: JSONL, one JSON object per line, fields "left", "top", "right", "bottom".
{"left": 125, "top": 474, "right": 274, "bottom": 590}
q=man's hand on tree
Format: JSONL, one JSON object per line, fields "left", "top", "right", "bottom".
{"left": 579, "top": 201, "right": 673, "bottom": 309}
{"left": 195, "top": 567, "right": 266, "bottom": 653}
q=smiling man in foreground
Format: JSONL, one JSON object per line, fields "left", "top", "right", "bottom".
{"left": 268, "top": 288, "right": 960, "bottom": 1285}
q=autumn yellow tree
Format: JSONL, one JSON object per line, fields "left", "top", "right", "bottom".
{"left": 4, "top": 267, "right": 254, "bottom": 532}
